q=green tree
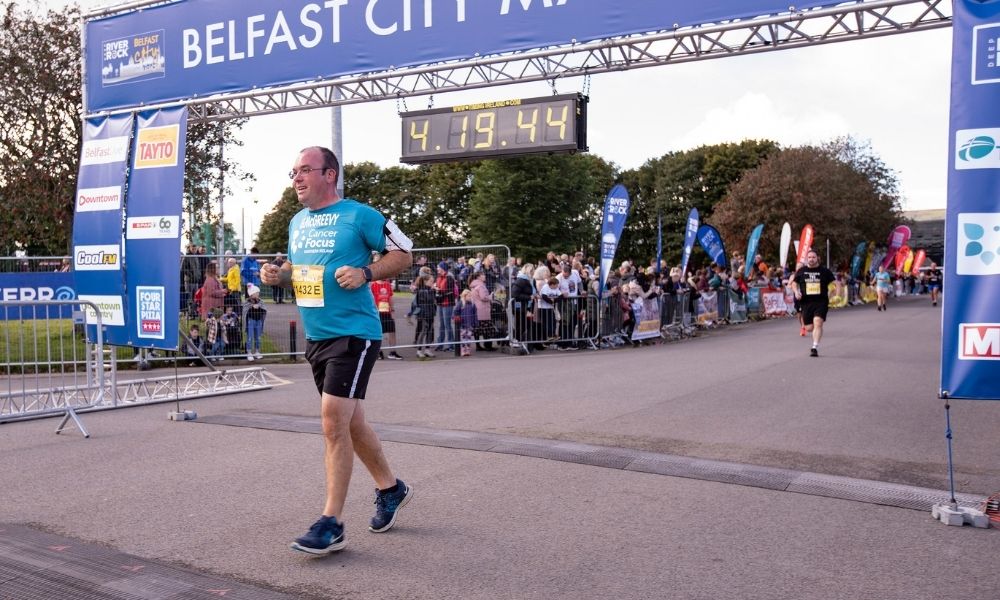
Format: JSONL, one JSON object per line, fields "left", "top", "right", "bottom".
{"left": 711, "top": 139, "right": 903, "bottom": 268}
{"left": 0, "top": 2, "right": 251, "bottom": 255}
{"left": 0, "top": 1, "right": 81, "bottom": 255}
{"left": 467, "top": 153, "right": 615, "bottom": 261}
{"left": 618, "top": 140, "right": 778, "bottom": 267}
{"left": 254, "top": 187, "right": 301, "bottom": 253}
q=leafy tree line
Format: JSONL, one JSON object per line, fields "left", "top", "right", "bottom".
{"left": 0, "top": 1, "right": 250, "bottom": 256}
{"left": 257, "top": 137, "right": 903, "bottom": 269}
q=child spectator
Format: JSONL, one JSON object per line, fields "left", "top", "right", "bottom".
{"left": 370, "top": 253, "right": 403, "bottom": 360}
{"left": 457, "top": 289, "right": 478, "bottom": 357}
{"left": 537, "top": 276, "right": 564, "bottom": 344}
{"left": 412, "top": 274, "right": 437, "bottom": 358}
{"left": 184, "top": 325, "right": 204, "bottom": 366}
{"left": 221, "top": 305, "right": 241, "bottom": 355}
{"left": 204, "top": 309, "right": 227, "bottom": 361}
{"left": 244, "top": 284, "right": 267, "bottom": 361}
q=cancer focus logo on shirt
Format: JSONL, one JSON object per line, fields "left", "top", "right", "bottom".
{"left": 956, "top": 213, "right": 1000, "bottom": 275}
{"left": 136, "top": 286, "right": 165, "bottom": 339}
{"left": 101, "top": 29, "right": 166, "bottom": 87}
{"left": 955, "top": 129, "right": 1000, "bottom": 169}
{"left": 134, "top": 124, "right": 180, "bottom": 169}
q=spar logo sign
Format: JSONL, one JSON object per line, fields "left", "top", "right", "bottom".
{"left": 74, "top": 244, "right": 121, "bottom": 271}
{"left": 127, "top": 216, "right": 179, "bottom": 239}
{"left": 134, "top": 124, "right": 179, "bottom": 169}
{"left": 136, "top": 286, "right": 165, "bottom": 339}
{"left": 959, "top": 324, "right": 1000, "bottom": 360}
{"left": 76, "top": 186, "right": 122, "bottom": 213}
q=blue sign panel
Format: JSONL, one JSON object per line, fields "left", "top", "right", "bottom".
{"left": 72, "top": 114, "right": 133, "bottom": 345}
{"left": 598, "top": 184, "right": 630, "bottom": 296}
{"left": 84, "top": 0, "right": 841, "bottom": 112}
{"left": 0, "top": 273, "right": 76, "bottom": 320}
{"left": 680, "top": 208, "right": 699, "bottom": 278}
{"left": 124, "top": 107, "right": 188, "bottom": 350}
{"left": 696, "top": 224, "right": 727, "bottom": 268}
{"left": 941, "top": 1, "right": 1000, "bottom": 400}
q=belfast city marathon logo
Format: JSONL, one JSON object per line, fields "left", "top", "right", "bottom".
{"left": 102, "top": 29, "right": 166, "bottom": 87}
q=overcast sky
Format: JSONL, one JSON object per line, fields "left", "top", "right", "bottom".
{"left": 72, "top": 1, "right": 953, "bottom": 246}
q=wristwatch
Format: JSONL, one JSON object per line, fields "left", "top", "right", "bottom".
{"left": 361, "top": 266, "right": 373, "bottom": 282}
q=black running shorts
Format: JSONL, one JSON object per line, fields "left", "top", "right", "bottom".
{"left": 305, "top": 336, "right": 381, "bottom": 399}
{"left": 379, "top": 312, "right": 396, "bottom": 333}
{"left": 800, "top": 301, "right": 829, "bottom": 324}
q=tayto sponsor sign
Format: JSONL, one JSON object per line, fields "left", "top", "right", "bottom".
{"left": 74, "top": 244, "right": 121, "bottom": 271}
{"left": 80, "top": 136, "right": 130, "bottom": 166}
{"left": 134, "top": 124, "right": 179, "bottom": 169}
{"left": 78, "top": 294, "right": 126, "bottom": 326}
{"left": 126, "top": 216, "right": 179, "bottom": 239}
{"left": 76, "top": 185, "right": 122, "bottom": 212}
{"left": 136, "top": 285, "right": 165, "bottom": 339}
{"left": 959, "top": 324, "right": 1000, "bottom": 360}
{"left": 102, "top": 29, "right": 166, "bottom": 86}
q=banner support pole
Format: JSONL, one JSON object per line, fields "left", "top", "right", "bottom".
{"left": 930, "top": 395, "right": 989, "bottom": 527}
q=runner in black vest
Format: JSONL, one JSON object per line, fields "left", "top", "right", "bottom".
{"left": 791, "top": 250, "right": 835, "bottom": 357}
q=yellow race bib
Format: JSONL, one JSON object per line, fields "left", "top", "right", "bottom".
{"left": 805, "top": 282, "right": 821, "bottom": 295}
{"left": 292, "top": 265, "right": 325, "bottom": 308}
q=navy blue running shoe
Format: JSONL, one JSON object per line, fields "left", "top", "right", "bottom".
{"left": 291, "top": 515, "right": 346, "bottom": 555}
{"left": 369, "top": 479, "right": 413, "bottom": 533}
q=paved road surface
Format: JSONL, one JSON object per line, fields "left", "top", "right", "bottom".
{"left": 2, "top": 295, "right": 997, "bottom": 599}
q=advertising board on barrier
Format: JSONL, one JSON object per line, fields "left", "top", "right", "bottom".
{"left": 941, "top": 1, "right": 1000, "bottom": 400}
{"left": 0, "top": 272, "right": 76, "bottom": 320}
{"left": 84, "top": 0, "right": 840, "bottom": 112}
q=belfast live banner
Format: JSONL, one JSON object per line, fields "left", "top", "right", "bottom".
{"left": 599, "top": 184, "right": 630, "bottom": 297}
{"left": 72, "top": 113, "right": 133, "bottom": 346}
{"left": 124, "top": 106, "right": 187, "bottom": 349}
{"left": 942, "top": 0, "right": 1000, "bottom": 399}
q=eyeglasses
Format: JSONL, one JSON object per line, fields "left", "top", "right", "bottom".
{"left": 288, "top": 166, "right": 329, "bottom": 179}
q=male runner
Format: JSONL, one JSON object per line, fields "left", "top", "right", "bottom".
{"left": 791, "top": 250, "right": 835, "bottom": 357}
{"left": 926, "top": 262, "right": 942, "bottom": 307}
{"left": 261, "top": 146, "right": 414, "bottom": 556}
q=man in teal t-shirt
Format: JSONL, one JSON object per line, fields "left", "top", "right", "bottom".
{"left": 262, "top": 146, "right": 414, "bottom": 556}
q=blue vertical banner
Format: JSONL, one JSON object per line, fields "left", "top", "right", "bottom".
{"left": 125, "top": 106, "right": 188, "bottom": 350}
{"left": 73, "top": 113, "right": 134, "bottom": 346}
{"left": 743, "top": 224, "right": 765, "bottom": 279}
{"left": 599, "top": 184, "right": 630, "bottom": 296}
{"left": 656, "top": 211, "right": 663, "bottom": 275}
{"left": 696, "top": 224, "right": 728, "bottom": 268}
{"left": 680, "top": 208, "right": 699, "bottom": 277}
{"left": 942, "top": 0, "right": 1000, "bottom": 400}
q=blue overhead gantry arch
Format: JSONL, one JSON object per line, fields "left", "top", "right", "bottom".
{"left": 80, "top": 0, "right": 950, "bottom": 121}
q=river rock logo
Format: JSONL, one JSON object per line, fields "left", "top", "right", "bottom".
{"left": 101, "top": 29, "right": 166, "bottom": 87}
{"left": 955, "top": 129, "right": 1000, "bottom": 169}
{"left": 957, "top": 213, "right": 1000, "bottom": 275}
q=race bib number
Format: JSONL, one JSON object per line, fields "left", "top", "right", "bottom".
{"left": 378, "top": 301, "right": 391, "bottom": 313}
{"left": 292, "top": 265, "right": 325, "bottom": 308}
{"left": 805, "top": 282, "right": 821, "bottom": 295}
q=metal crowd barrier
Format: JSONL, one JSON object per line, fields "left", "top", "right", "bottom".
{"left": 1, "top": 300, "right": 106, "bottom": 436}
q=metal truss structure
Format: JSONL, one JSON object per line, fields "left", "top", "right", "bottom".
{"left": 147, "top": 0, "right": 952, "bottom": 123}
{"left": 1, "top": 367, "right": 282, "bottom": 432}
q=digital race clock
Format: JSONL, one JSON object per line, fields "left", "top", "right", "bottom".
{"left": 400, "top": 93, "right": 588, "bottom": 164}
